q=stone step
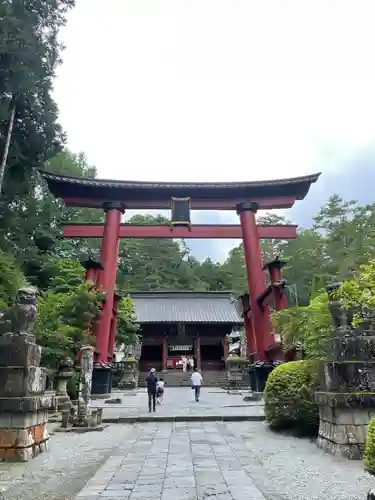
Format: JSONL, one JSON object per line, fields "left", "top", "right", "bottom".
{"left": 138, "top": 371, "right": 227, "bottom": 387}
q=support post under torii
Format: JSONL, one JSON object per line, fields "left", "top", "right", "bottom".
{"left": 263, "top": 256, "right": 288, "bottom": 311}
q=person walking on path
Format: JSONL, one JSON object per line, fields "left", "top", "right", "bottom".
{"left": 190, "top": 368, "right": 203, "bottom": 402}
{"left": 156, "top": 377, "right": 165, "bottom": 404}
{"left": 146, "top": 367, "right": 157, "bottom": 412}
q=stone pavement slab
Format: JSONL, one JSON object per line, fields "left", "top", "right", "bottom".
{"left": 92, "top": 388, "right": 264, "bottom": 422}
{"left": 75, "top": 422, "right": 265, "bottom": 500}
{"left": 74, "top": 421, "right": 375, "bottom": 500}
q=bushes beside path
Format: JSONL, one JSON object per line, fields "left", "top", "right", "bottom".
{"left": 264, "top": 360, "right": 320, "bottom": 436}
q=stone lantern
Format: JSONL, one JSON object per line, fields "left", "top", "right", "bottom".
{"left": 55, "top": 357, "right": 74, "bottom": 411}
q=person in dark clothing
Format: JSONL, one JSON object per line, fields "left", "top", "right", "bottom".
{"left": 146, "top": 368, "right": 157, "bottom": 412}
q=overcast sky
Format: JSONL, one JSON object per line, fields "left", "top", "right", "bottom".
{"left": 53, "top": 0, "right": 375, "bottom": 261}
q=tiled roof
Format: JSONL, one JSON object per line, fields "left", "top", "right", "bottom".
{"left": 129, "top": 291, "right": 243, "bottom": 324}
{"left": 39, "top": 170, "right": 321, "bottom": 191}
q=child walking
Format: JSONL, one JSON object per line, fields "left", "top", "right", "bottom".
{"left": 156, "top": 377, "right": 165, "bottom": 404}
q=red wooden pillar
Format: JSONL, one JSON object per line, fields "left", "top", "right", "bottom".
{"left": 264, "top": 257, "right": 288, "bottom": 311}
{"left": 244, "top": 312, "right": 257, "bottom": 357}
{"left": 162, "top": 335, "right": 168, "bottom": 372}
{"left": 107, "top": 293, "right": 121, "bottom": 363}
{"left": 196, "top": 336, "right": 201, "bottom": 371}
{"left": 81, "top": 258, "right": 103, "bottom": 285}
{"left": 236, "top": 202, "right": 274, "bottom": 361}
{"left": 223, "top": 339, "right": 229, "bottom": 361}
{"left": 239, "top": 293, "right": 257, "bottom": 359}
{"left": 95, "top": 202, "right": 124, "bottom": 364}
{"left": 75, "top": 259, "right": 104, "bottom": 364}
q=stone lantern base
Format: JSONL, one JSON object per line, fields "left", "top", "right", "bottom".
{"left": 0, "top": 334, "right": 52, "bottom": 462}
{"left": 118, "top": 359, "right": 139, "bottom": 389}
{"left": 316, "top": 392, "right": 375, "bottom": 460}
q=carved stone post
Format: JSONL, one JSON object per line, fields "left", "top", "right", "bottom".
{"left": 75, "top": 345, "right": 94, "bottom": 426}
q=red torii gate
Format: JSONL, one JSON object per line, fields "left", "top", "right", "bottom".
{"left": 41, "top": 170, "right": 320, "bottom": 395}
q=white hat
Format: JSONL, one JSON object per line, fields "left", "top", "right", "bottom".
{"left": 150, "top": 368, "right": 156, "bottom": 373}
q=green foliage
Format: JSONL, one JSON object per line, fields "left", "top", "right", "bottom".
{"left": 264, "top": 360, "right": 319, "bottom": 435}
{"left": 0, "top": 248, "right": 27, "bottom": 309}
{"left": 42, "top": 258, "right": 85, "bottom": 292}
{"left": 271, "top": 293, "right": 332, "bottom": 360}
{"left": 364, "top": 416, "right": 375, "bottom": 475}
{"left": 35, "top": 282, "right": 103, "bottom": 368}
{"left": 335, "top": 259, "right": 375, "bottom": 328}
{"left": 116, "top": 295, "right": 139, "bottom": 348}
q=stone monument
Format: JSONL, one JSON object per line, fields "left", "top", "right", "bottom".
{"left": 316, "top": 283, "right": 375, "bottom": 459}
{"left": 0, "top": 286, "right": 52, "bottom": 461}
{"left": 226, "top": 330, "right": 249, "bottom": 389}
{"left": 117, "top": 357, "right": 139, "bottom": 389}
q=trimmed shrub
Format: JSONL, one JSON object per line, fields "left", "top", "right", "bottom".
{"left": 264, "top": 360, "right": 319, "bottom": 435}
{"left": 365, "top": 417, "right": 375, "bottom": 475}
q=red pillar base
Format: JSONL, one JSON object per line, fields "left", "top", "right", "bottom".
{"left": 107, "top": 293, "right": 121, "bottom": 363}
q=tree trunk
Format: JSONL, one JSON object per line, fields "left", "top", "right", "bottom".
{"left": 0, "top": 100, "right": 16, "bottom": 193}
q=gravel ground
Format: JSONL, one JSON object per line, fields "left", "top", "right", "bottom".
{"left": 224, "top": 421, "right": 374, "bottom": 500}
{"left": 0, "top": 424, "right": 136, "bottom": 500}
{"left": 0, "top": 390, "right": 373, "bottom": 500}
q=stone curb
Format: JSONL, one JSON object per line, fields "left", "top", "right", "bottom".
{"left": 53, "top": 424, "right": 108, "bottom": 433}
{"left": 102, "top": 415, "right": 265, "bottom": 423}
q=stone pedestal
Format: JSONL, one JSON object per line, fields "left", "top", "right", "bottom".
{"left": 316, "top": 391, "right": 375, "bottom": 459}
{"left": 91, "top": 363, "right": 112, "bottom": 398}
{"left": 118, "top": 359, "right": 139, "bottom": 389}
{"left": 316, "top": 289, "right": 375, "bottom": 459}
{"left": 226, "top": 357, "right": 249, "bottom": 388}
{"left": 0, "top": 334, "right": 52, "bottom": 461}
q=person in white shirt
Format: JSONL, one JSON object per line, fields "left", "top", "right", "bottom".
{"left": 156, "top": 378, "right": 165, "bottom": 404}
{"left": 182, "top": 356, "right": 187, "bottom": 373}
{"left": 190, "top": 368, "right": 203, "bottom": 402}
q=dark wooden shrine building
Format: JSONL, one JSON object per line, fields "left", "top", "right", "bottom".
{"left": 130, "top": 291, "right": 243, "bottom": 372}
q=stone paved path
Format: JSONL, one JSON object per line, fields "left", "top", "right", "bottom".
{"left": 74, "top": 422, "right": 374, "bottom": 500}
{"left": 93, "top": 388, "right": 264, "bottom": 420}
{"left": 0, "top": 389, "right": 373, "bottom": 500}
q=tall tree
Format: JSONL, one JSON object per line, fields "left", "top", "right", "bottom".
{"left": 0, "top": 0, "right": 74, "bottom": 192}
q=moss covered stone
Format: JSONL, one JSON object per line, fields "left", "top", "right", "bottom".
{"left": 264, "top": 360, "right": 319, "bottom": 435}
{"left": 365, "top": 416, "right": 375, "bottom": 475}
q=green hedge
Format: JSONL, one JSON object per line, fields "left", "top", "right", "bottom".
{"left": 264, "top": 360, "right": 319, "bottom": 435}
{"left": 365, "top": 417, "right": 375, "bottom": 475}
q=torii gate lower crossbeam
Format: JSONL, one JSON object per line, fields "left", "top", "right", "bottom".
{"left": 63, "top": 223, "right": 298, "bottom": 239}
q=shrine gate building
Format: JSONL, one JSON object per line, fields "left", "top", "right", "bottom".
{"left": 130, "top": 291, "right": 243, "bottom": 373}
